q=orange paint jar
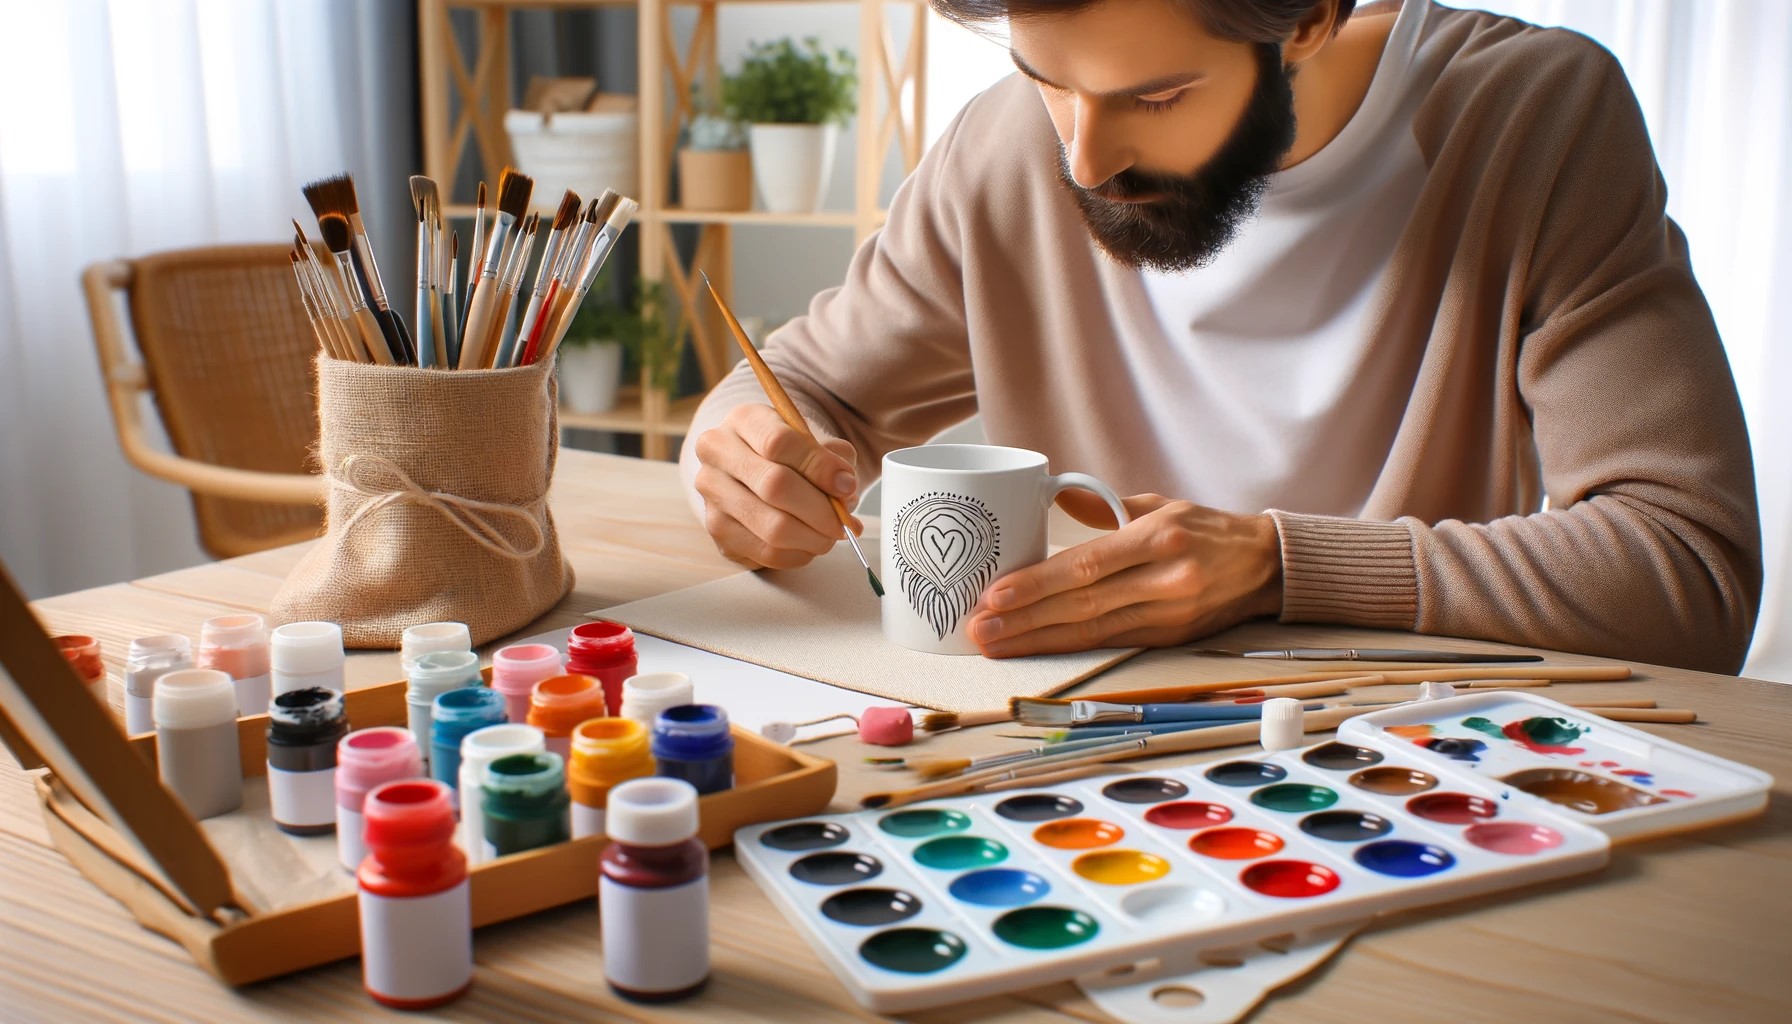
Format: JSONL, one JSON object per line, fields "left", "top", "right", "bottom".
{"left": 567, "top": 717, "right": 654, "bottom": 839}
{"left": 527, "top": 674, "right": 608, "bottom": 759}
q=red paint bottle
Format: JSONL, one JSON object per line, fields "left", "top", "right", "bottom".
{"left": 599, "top": 777, "right": 709, "bottom": 1001}
{"left": 566, "top": 620, "right": 638, "bottom": 717}
{"left": 357, "top": 779, "right": 472, "bottom": 1009}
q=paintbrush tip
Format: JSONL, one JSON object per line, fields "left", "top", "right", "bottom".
{"left": 862, "top": 756, "right": 905, "bottom": 765}
{"left": 920, "top": 712, "right": 959, "bottom": 733}
{"left": 867, "top": 569, "right": 885, "bottom": 598}
{"left": 1011, "top": 696, "right": 1074, "bottom": 727}
{"left": 496, "top": 168, "right": 533, "bottom": 218}
{"left": 553, "top": 190, "right": 581, "bottom": 230}
{"left": 317, "top": 212, "right": 352, "bottom": 252}
{"left": 913, "top": 759, "right": 971, "bottom": 781}
{"left": 859, "top": 794, "right": 892, "bottom": 810}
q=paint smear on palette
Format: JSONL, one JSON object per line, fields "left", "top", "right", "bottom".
{"left": 1387, "top": 724, "right": 1486, "bottom": 762}
{"left": 1661, "top": 789, "right": 1696, "bottom": 798}
{"left": 1462, "top": 716, "right": 1587, "bottom": 756}
{"left": 1612, "top": 768, "right": 1656, "bottom": 786}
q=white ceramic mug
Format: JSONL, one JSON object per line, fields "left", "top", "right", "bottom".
{"left": 880, "top": 445, "right": 1131, "bottom": 655}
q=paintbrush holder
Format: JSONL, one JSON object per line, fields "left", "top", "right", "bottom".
{"left": 272, "top": 354, "right": 572, "bottom": 648}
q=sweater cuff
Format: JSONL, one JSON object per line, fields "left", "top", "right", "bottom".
{"left": 1265, "top": 510, "right": 1419, "bottom": 630}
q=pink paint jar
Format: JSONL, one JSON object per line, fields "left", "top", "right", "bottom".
{"left": 566, "top": 621, "right": 638, "bottom": 717}
{"left": 337, "top": 727, "right": 424, "bottom": 873}
{"left": 491, "top": 643, "right": 564, "bottom": 724}
{"left": 198, "top": 614, "right": 270, "bottom": 717}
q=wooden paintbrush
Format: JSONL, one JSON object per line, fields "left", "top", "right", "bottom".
{"left": 408, "top": 175, "right": 438, "bottom": 367}
{"left": 317, "top": 212, "right": 393, "bottom": 364}
{"left": 699, "top": 269, "right": 884, "bottom": 599}
{"left": 444, "top": 231, "right": 461, "bottom": 368}
{"left": 508, "top": 190, "right": 581, "bottom": 367}
{"left": 460, "top": 168, "right": 533, "bottom": 368}
{"left": 303, "top": 174, "right": 412, "bottom": 364}
{"left": 538, "top": 195, "right": 637, "bottom": 363}
{"left": 291, "top": 221, "right": 358, "bottom": 361}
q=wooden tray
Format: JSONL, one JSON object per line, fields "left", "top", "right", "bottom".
{"left": 0, "top": 565, "right": 835, "bottom": 986}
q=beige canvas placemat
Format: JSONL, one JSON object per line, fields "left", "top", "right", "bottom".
{"left": 590, "top": 540, "right": 1141, "bottom": 713}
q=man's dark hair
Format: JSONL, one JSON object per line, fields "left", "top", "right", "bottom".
{"left": 929, "top": 0, "right": 1357, "bottom": 45}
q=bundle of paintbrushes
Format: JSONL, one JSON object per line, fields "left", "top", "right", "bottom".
{"left": 289, "top": 171, "right": 637, "bottom": 370}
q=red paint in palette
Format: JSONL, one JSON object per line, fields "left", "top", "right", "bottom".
{"left": 1241, "top": 860, "right": 1340, "bottom": 898}
{"left": 1143, "top": 802, "right": 1233, "bottom": 829}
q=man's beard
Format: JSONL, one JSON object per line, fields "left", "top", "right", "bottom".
{"left": 1058, "top": 43, "right": 1298, "bottom": 273}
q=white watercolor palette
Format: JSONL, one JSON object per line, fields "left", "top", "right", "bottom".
{"left": 735, "top": 692, "right": 1770, "bottom": 1013}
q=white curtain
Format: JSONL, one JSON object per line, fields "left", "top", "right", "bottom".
{"left": 923, "top": 1, "right": 1792, "bottom": 679}
{"left": 0, "top": 0, "right": 414, "bottom": 599}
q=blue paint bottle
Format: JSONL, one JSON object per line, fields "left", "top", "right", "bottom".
{"left": 652, "top": 705, "right": 734, "bottom": 795}
{"left": 431, "top": 686, "right": 508, "bottom": 789}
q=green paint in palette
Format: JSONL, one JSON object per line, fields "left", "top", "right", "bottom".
{"left": 859, "top": 927, "right": 969, "bottom": 973}
{"left": 879, "top": 808, "right": 971, "bottom": 838}
{"left": 1251, "top": 783, "right": 1338, "bottom": 812}
{"left": 992, "top": 906, "right": 1101, "bottom": 950}
{"left": 913, "top": 835, "right": 1007, "bottom": 869}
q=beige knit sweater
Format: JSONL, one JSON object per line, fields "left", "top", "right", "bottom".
{"left": 680, "top": 6, "right": 1761, "bottom": 673}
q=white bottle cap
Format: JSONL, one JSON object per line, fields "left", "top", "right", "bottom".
{"left": 407, "top": 650, "right": 482, "bottom": 700}
{"left": 1260, "top": 697, "right": 1305, "bottom": 753}
{"left": 1417, "top": 681, "right": 1457, "bottom": 702}
{"left": 459, "top": 722, "right": 547, "bottom": 771}
{"left": 154, "top": 669, "right": 239, "bottom": 729}
{"left": 270, "top": 621, "right": 345, "bottom": 675}
{"left": 401, "top": 622, "right": 471, "bottom": 667}
{"left": 604, "top": 777, "right": 700, "bottom": 847}
{"left": 199, "top": 613, "right": 268, "bottom": 649}
{"left": 619, "top": 672, "right": 693, "bottom": 723}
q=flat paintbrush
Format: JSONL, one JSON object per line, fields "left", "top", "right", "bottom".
{"left": 1194, "top": 647, "right": 1544, "bottom": 663}
{"left": 303, "top": 174, "right": 412, "bottom": 363}
{"left": 408, "top": 176, "right": 437, "bottom": 367}
{"left": 317, "top": 212, "right": 392, "bottom": 364}
{"left": 700, "top": 269, "right": 883, "bottom": 599}
{"left": 1011, "top": 695, "right": 1277, "bottom": 727}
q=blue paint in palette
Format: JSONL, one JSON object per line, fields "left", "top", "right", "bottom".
{"left": 1353, "top": 840, "right": 1456, "bottom": 877}
{"left": 949, "top": 868, "right": 1051, "bottom": 907}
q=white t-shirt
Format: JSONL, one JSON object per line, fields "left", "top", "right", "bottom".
{"left": 1137, "top": 0, "right": 1438, "bottom": 516}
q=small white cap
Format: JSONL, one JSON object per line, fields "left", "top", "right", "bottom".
{"left": 759, "top": 721, "right": 798, "bottom": 744}
{"left": 199, "top": 613, "right": 267, "bottom": 649}
{"left": 605, "top": 777, "right": 700, "bottom": 847}
{"left": 459, "top": 723, "right": 546, "bottom": 770}
{"left": 270, "top": 621, "right": 344, "bottom": 675}
{"left": 401, "top": 622, "right": 471, "bottom": 667}
{"left": 1260, "top": 697, "right": 1305, "bottom": 754}
{"left": 154, "top": 669, "right": 239, "bottom": 729}
{"left": 620, "top": 672, "right": 694, "bottom": 724}
{"left": 407, "top": 650, "right": 482, "bottom": 699}
{"left": 1417, "top": 681, "right": 1457, "bottom": 702}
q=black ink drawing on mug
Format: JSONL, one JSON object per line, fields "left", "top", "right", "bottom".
{"left": 892, "top": 491, "right": 1001, "bottom": 640}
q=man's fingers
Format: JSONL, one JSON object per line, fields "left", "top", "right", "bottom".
{"left": 704, "top": 506, "right": 821, "bottom": 571}
{"left": 703, "top": 470, "right": 838, "bottom": 558}
{"left": 701, "top": 425, "right": 842, "bottom": 540}
{"left": 978, "top": 607, "right": 1163, "bottom": 659}
{"left": 968, "top": 563, "right": 1167, "bottom": 644}
{"left": 982, "top": 523, "right": 1162, "bottom": 613}
{"left": 734, "top": 405, "right": 857, "bottom": 500}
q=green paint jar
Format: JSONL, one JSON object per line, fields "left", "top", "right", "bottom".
{"left": 482, "top": 751, "right": 571, "bottom": 857}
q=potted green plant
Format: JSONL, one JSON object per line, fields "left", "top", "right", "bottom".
{"left": 617, "top": 279, "right": 681, "bottom": 402}
{"left": 723, "top": 37, "right": 857, "bottom": 214}
{"left": 678, "top": 87, "right": 752, "bottom": 212}
{"left": 556, "top": 300, "right": 627, "bottom": 414}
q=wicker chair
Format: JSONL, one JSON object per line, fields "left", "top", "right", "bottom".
{"left": 82, "top": 246, "right": 326, "bottom": 559}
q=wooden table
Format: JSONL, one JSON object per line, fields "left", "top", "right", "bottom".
{"left": 6, "top": 450, "right": 1790, "bottom": 1022}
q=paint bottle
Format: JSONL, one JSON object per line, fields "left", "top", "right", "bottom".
{"left": 400, "top": 621, "right": 471, "bottom": 672}
{"left": 430, "top": 686, "right": 508, "bottom": 789}
{"left": 565, "top": 621, "right": 638, "bottom": 716}
{"left": 357, "top": 779, "right": 472, "bottom": 1009}
{"left": 458, "top": 724, "right": 545, "bottom": 865}
{"left": 125, "top": 634, "right": 193, "bottom": 734}
{"left": 198, "top": 613, "right": 271, "bottom": 717}
{"left": 526, "top": 674, "right": 608, "bottom": 759}
{"left": 652, "top": 705, "right": 734, "bottom": 795}
{"left": 153, "top": 668, "right": 243, "bottom": 819}
{"left": 481, "top": 751, "right": 570, "bottom": 857}
{"left": 337, "top": 727, "right": 423, "bottom": 873}
{"left": 55, "top": 635, "right": 108, "bottom": 707}
{"left": 406, "top": 651, "right": 482, "bottom": 769}
{"left": 599, "top": 777, "right": 709, "bottom": 1001}
{"left": 568, "top": 718, "right": 654, "bottom": 839}
{"left": 490, "top": 643, "right": 564, "bottom": 725}
{"left": 271, "top": 620, "right": 346, "bottom": 698}
{"left": 619, "top": 672, "right": 693, "bottom": 727}
{"left": 267, "top": 687, "right": 349, "bottom": 835}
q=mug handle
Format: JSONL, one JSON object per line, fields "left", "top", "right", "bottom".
{"left": 1046, "top": 473, "right": 1132, "bottom": 528}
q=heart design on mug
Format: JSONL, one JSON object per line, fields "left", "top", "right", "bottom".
{"left": 892, "top": 492, "right": 1001, "bottom": 641}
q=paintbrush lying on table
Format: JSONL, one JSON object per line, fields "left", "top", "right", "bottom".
{"left": 1193, "top": 647, "right": 1544, "bottom": 663}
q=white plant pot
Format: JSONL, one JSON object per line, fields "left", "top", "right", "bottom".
{"left": 748, "top": 123, "right": 839, "bottom": 214}
{"left": 558, "top": 341, "right": 625, "bottom": 414}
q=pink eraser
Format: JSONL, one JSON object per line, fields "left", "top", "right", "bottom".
{"left": 858, "top": 707, "right": 914, "bottom": 746}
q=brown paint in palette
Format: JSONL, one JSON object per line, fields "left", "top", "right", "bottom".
{"left": 1349, "top": 766, "right": 1438, "bottom": 796}
{"left": 1501, "top": 769, "right": 1667, "bottom": 815}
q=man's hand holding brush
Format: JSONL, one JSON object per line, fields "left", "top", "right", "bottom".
{"left": 693, "top": 404, "right": 866, "bottom": 571}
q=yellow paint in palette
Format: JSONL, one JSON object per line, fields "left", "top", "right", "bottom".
{"left": 1072, "top": 849, "right": 1171, "bottom": 885}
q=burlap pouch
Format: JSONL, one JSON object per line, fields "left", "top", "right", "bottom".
{"left": 273, "top": 354, "right": 573, "bottom": 648}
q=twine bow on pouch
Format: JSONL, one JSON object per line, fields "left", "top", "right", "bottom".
{"left": 329, "top": 454, "right": 547, "bottom": 561}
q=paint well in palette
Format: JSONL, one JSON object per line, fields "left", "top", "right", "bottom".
{"left": 761, "top": 821, "right": 851, "bottom": 851}
{"left": 1073, "top": 850, "right": 1172, "bottom": 885}
{"left": 1102, "top": 777, "right": 1190, "bottom": 804}
{"left": 1349, "top": 766, "right": 1438, "bottom": 796}
{"left": 994, "top": 794, "right": 1084, "bottom": 821}
{"left": 1464, "top": 821, "right": 1565, "bottom": 855}
{"left": 1241, "top": 860, "right": 1340, "bottom": 898}
{"left": 1189, "top": 827, "right": 1285, "bottom": 860}
{"left": 1407, "top": 791, "right": 1499, "bottom": 824}
{"left": 1205, "top": 761, "right": 1287, "bottom": 787}
{"left": 1300, "top": 810, "right": 1393, "bottom": 842}
{"left": 1033, "top": 818, "right": 1125, "bottom": 850}
{"left": 792, "top": 852, "right": 884, "bottom": 885}
{"left": 913, "top": 836, "right": 1008, "bottom": 870}
{"left": 1251, "top": 783, "right": 1339, "bottom": 812}
{"left": 992, "top": 906, "right": 1100, "bottom": 949}
{"left": 1303, "top": 742, "right": 1384, "bottom": 771}
{"left": 1142, "top": 801, "right": 1233, "bottom": 829}
{"left": 859, "top": 927, "right": 968, "bottom": 973}
{"left": 1501, "top": 769, "right": 1666, "bottom": 815}
{"left": 1119, "top": 885, "right": 1225, "bottom": 924}
{"left": 822, "top": 888, "right": 923, "bottom": 926}
{"left": 879, "top": 808, "right": 971, "bottom": 838}
{"left": 1354, "top": 840, "right": 1455, "bottom": 877}
{"left": 949, "top": 868, "right": 1051, "bottom": 907}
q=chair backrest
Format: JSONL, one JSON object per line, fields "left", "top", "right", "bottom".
{"left": 99, "top": 245, "right": 324, "bottom": 557}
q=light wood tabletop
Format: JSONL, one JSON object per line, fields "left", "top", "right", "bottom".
{"left": 5, "top": 449, "right": 1789, "bottom": 1023}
